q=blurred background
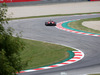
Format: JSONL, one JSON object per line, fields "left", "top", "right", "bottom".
{"left": 0, "top": 0, "right": 98, "bottom": 6}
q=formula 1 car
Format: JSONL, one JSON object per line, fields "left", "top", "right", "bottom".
{"left": 45, "top": 20, "right": 56, "bottom": 26}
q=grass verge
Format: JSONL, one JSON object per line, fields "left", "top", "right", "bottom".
{"left": 8, "top": 12, "right": 100, "bottom": 20}
{"left": 20, "top": 39, "right": 75, "bottom": 70}
{"left": 89, "top": 74, "right": 100, "bottom": 75}
{"left": 68, "top": 17, "right": 100, "bottom": 34}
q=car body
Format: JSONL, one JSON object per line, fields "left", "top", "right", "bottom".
{"left": 45, "top": 20, "right": 56, "bottom": 26}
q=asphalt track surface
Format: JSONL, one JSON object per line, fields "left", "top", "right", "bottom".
{"left": 5, "top": 14, "right": 100, "bottom": 75}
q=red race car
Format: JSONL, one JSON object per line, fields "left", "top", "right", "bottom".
{"left": 45, "top": 20, "right": 56, "bottom": 26}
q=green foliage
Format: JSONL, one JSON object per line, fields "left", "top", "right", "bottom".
{"left": 0, "top": 3, "right": 8, "bottom": 32}
{"left": 0, "top": 3, "right": 25, "bottom": 75}
{"left": 0, "top": 29, "right": 24, "bottom": 75}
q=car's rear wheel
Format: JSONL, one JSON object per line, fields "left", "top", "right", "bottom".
{"left": 45, "top": 22, "right": 48, "bottom": 26}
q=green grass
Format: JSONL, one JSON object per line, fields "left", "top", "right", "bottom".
{"left": 20, "top": 39, "right": 75, "bottom": 70}
{"left": 68, "top": 17, "right": 100, "bottom": 34}
{"left": 89, "top": 74, "right": 100, "bottom": 75}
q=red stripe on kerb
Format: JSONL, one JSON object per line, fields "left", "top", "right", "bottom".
{"left": 88, "top": 34, "right": 94, "bottom": 35}
{"left": 49, "top": 65, "right": 58, "bottom": 67}
{"left": 67, "top": 60, "right": 76, "bottom": 62}
{"left": 34, "top": 68, "right": 44, "bottom": 70}
{"left": 75, "top": 31, "right": 80, "bottom": 33}
{"left": 74, "top": 52, "right": 81, "bottom": 53}
{"left": 98, "top": 35, "right": 100, "bottom": 37}
{"left": 18, "top": 71, "right": 25, "bottom": 73}
{"left": 81, "top": 33, "right": 86, "bottom": 34}
{"left": 70, "top": 30, "right": 74, "bottom": 32}
{"left": 72, "top": 57, "right": 81, "bottom": 59}
{"left": 60, "top": 63, "right": 69, "bottom": 64}
{"left": 75, "top": 54, "right": 82, "bottom": 56}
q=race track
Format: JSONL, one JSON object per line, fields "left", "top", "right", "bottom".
{"left": 6, "top": 14, "right": 100, "bottom": 75}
